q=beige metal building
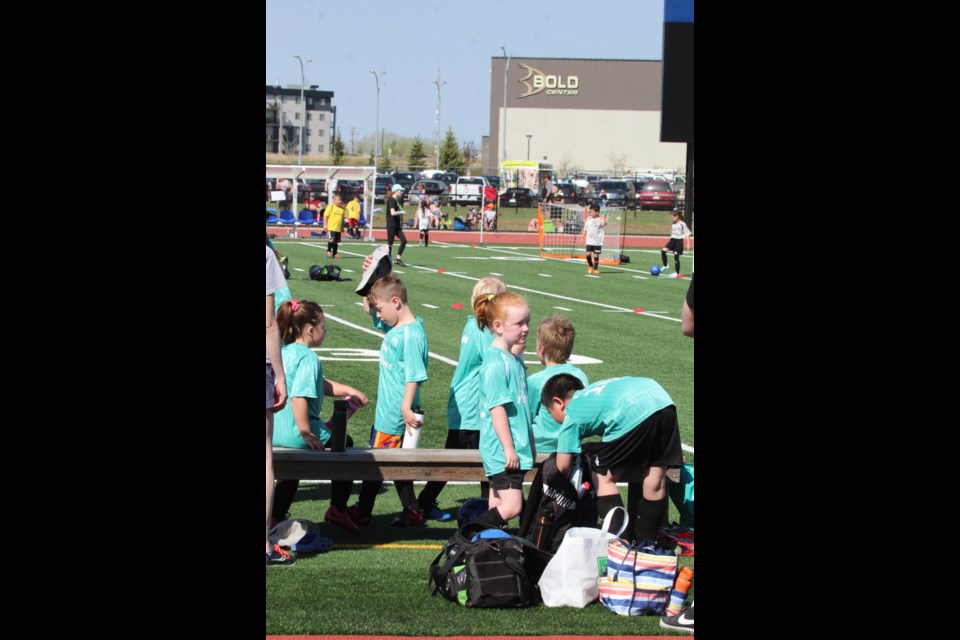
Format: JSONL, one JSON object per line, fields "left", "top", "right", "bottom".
{"left": 485, "top": 58, "right": 685, "bottom": 176}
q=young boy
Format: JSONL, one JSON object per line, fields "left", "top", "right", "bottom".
{"left": 526, "top": 316, "right": 589, "bottom": 470}
{"left": 351, "top": 275, "right": 429, "bottom": 527}
{"left": 580, "top": 203, "right": 607, "bottom": 274}
{"left": 345, "top": 194, "right": 361, "bottom": 239}
{"left": 322, "top": 193, "right": 346, "bottom": 258}
{"left": 540, "top": 375, "right": 683, "bottom": 543}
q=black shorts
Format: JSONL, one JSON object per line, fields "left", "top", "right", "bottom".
{"left": 446, "top": 429, "right": 480, "bottom": 450}
{"left": 665, "top": 238, "right": 684, "bottom": 254}
{"left": 586, "top": 244, "right": 602, "bottom": 254}
{"left": 488, "top": 470, "right": 526, "bottom": 490}
{"left": 592, "top": 406, "right": 683, "bottom": 475}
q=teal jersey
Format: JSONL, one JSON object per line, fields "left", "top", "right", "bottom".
{"left": 273, "top": 343, "right": 330, "bottom": 448}
{"left": 527, "top": 364, "right": 590, "bottom": 454}
{"left": 374, "top": 319, "right": 429, "bottom": 435}
{"left": 479, "top": 345, "right": 534, "bottom": 476}
{"left": 273, "top": 286, "right": 291, "bottom": 311}
{"left": 446, "top": 317, "right": 496, "bottom": 431}
{"left": 561, "top": 377, "right": 675, "bottom": 449}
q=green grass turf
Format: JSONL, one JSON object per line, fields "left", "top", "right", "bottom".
{"left": 267, "top": 483, "right": 694, "bottom": 636}
{"left": 267, "top": 239, "right": 694, "bottom": 635}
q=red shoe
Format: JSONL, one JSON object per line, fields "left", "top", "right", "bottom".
{"left": 390, "top": 505, "right": 425, "bottom": 526}
{"left": 347, "top": 504, "right": 372, "bottom": 527}
{"left": 325, "top": 504, "right": 359, "bottom": 533}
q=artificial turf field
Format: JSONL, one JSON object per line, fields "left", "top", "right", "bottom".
{"left": 267, "top": 238, "right": 694, "bottom": 636}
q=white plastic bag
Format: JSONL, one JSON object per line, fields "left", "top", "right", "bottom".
{"left": 537, "top": 506, "right": 628, "bottom": 608}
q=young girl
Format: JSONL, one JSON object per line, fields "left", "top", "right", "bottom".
{"left": 417, "top": 199, "right": 432, "bottom": 247}
{"left": 272, "top": 299, "right": 372, "bottom": 534}
{"left": 581, "top": 203, "right": 607, "bottom": 274}
{"left": 413, "top": 277, "right": 508, "bottom": 520}
{"left": 473, "top": 291, "right": 534, "bottom": 529}
{"left": 661, "top": 209, "right": 692, "bottom": 277}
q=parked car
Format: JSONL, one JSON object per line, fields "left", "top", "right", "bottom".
{"left": 554, "top": 181, "right": 582, "bottom": 203}
{"left": 437, "top": 172, "right": 459, "bottom": 186}
{"left": 374, "top": 175, "right": 394, "bottom": 203}
{"left": 498, "top": 187, "right": 539, "bottom": 208}
{"left": 484, "top": 175, "right": 501, "bottom": 190}
{"left": 638, "top": 180, "right": 676, "bottom": 210}
{"left": 392, "top": 171, "right": 421, "bottom": 191}
{"left": 591, "top": 180, "right": 636, "bottom": 207}
{"left": 407, "top": 180, "right": 449, "bottom": 204}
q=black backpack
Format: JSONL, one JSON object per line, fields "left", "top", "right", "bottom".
{"left": 308, "top": 264, "right": 342, "bottom": 281}
{"left": 518, "top": 452, "right": 598, "bottom": 554}
{"left": 428, "top": 523, "right": 545, "bottom": 608}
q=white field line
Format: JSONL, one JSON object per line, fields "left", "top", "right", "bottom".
{"left": 554, "top": 307, "right": 572, "bottom": 311}
{"left": 422, "top": 304, "right": 439, "bottom": 309}
{"left": 632, "top": 275, "right": 648, "bottom": 280}
{"left": 586, "top": 275, "right": 600, "bottom": 279}
{"left": 323, "top": 313, "right": 458, "bottom": 366}
{"left": 489, "top": 272, "right": 503, "bottom": 276}
{"left": 538, "top": 273, "right": 552, "bottom": 277}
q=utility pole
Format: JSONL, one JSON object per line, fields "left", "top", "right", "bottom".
{"left": 433, "top": 66, "right": 446, "bottom": 170}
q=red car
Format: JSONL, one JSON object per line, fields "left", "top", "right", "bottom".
{"left": 638, "top": 180, "right": 676, "bottom": 211}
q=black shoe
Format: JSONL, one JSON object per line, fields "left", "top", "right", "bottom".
{"left": 394, "top": 257, "right": 406, "bottom": 266}
{"left": 659, "top": 602, "right": 694, "bottom": 633}
{"left": 266, "top": 544, "right": 297, "bottom": 566}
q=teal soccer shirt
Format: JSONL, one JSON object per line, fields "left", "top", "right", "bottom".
{"left": 446, "top": 317, "right": 496, "bottom": 431}
{"left": 527, "top": 363, "right": 590, "bottom": 454}
{"left": 479, "top": 345, "right": 534, "bottom": 476}
{"left": 562, "top": 377, "right": 675, "bottom": 449}
{"left": 374, "top": 320, "right": 429, "bottom": 436}
{"left": 273, "top": 343, "right": 330, "bottom": 448}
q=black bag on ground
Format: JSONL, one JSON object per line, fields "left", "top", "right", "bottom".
{"left": 308, "top": 264, "right": 342, "bottom": 281}
{"left": 428, "top": 523, "right": 543, "bottom": 608}
{"left": 518, "top": 452, "right": 598, "bottom": 554}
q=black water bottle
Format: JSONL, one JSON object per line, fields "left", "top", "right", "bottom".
{"left": 330, "top": 399, "right": 348, "bottom": 452}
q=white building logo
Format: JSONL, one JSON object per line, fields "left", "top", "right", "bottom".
{"left": 516, "top": 64, "right": 580, "bottom": 98}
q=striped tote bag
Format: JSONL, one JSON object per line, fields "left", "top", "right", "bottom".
{"left": 597, "top": 539, "right": 677, "bottom": 616}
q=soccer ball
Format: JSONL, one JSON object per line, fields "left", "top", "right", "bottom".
{"left": 650, "top": 265, "right": 661, "bottom": 276}
{"left": 457, "top": 498, "right": 489, "bottom": 527}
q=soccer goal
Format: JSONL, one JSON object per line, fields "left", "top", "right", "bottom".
{"left": 538, "top": 203, "right": 626, "bottom": 265}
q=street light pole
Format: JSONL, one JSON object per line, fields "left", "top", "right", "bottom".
{"left": 370, "top": 70, "right": 386, "bottom": 239}
{"left": 294, "top": 54, "right": 313, "bottom": 165}
{"left": 526, "top": 134, "right": 532, "bottom": 161}
{"left": 500, "top": 46, "right": 509, "bottom": 162}
{"left": 432, "top": 67, "right": 446, "bottom": 170}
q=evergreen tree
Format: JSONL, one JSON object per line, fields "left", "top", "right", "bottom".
{"left": 380, "top": 153, "right": 393, "bottom": 172}
{"left": 368, "top": 149, "right": 375, "bottom": 166}
{"left": 408, "top": 137, "right": 427, "bottom": 170}
{"left": 439, "top": 126, "right": 462, "bottom": 172}
{"left": 332, "top": 134, "right": 345, "bottom": 165}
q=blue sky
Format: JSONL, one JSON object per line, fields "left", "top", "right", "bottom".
{"left": 266, "top": 0, "right": 666, "bottom": 149}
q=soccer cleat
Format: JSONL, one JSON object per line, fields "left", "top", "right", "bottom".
{"left": 423, "top": 505, "right": 452, "bottom": 521}
{"left": 659, "top": 602, "right": 694, "bottom": 633}
{"left": 594, "top": 268, "right": 600, "bottom": 274}
{"left": 394, "top": 257, "right": 406, "bottom": 266}
{"left": 390, "top": 505, "right": 425, "bottom": 526}
{"left": 325, "top": 504, "right": 360, "bottom": 533}
{"left": 587, "top": 268, "right": 593, "bottom": 274}
{"left": 660, "top": 266, "right": 669, "bottom": 272}
{"left": 346, "top": 505, "right": 372, "bottom": 527}
{"left": 266, "top": 543, "right": 297, "bottom": 566}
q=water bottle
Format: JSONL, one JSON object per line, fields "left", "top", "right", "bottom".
{"left": 665, "top": 566, "right": 694, "bottom": 616}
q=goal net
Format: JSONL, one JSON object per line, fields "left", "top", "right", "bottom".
{"left": 538, "top": 203, "right": 626, "bottom": 265}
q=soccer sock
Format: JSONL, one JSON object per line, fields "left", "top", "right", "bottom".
{"left": 331, "top": 240, "right": 339, "bottom": 256}
{"left": 330, "top": 480, "right": 351, "bottom": 511}
{"left": 395, "top": 480, "right": 416, "bottom": 508}
{"left": 634, "top": 495, "right": 668, "bottom": 542}
{"left": 424, "top": 231, "right": 428, "bottom": 247}
{"left": 358, "top": 480, "right": 383, "bottom": 516}
{"left": 674, "top": 254, "right": 681, "bottom": 274}
{"left": 597, "top": 494, "right": 626, "bottom": 533}
{"left": 661, "top": 250, "right": 668, "bottom": 267}
{"left": 475, "top": 507, "right": 507, "bottom": 528}
{"left": 587, "top": 255, "right": 594, "bottom": 268}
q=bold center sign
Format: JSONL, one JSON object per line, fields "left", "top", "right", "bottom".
{"left": 517, "top": 64, "right": 580, "bottom": 98}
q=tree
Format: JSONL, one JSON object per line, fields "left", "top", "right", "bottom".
{"left": 439, "top": 126, "right": 463, "bottom": 172}
{"left": 380, "top": 153, "right": 393, "bottom": 172}
{"left": 461, "top": 141, "right": 479, "bottom": 168}
{"left": 332, "top": 134, "right": 345, "bottom": 165}
{"left": 556, "top": 156, "right": 583, "bottom": 180}
{"left": 607, "top": 152, "right": 630, "bottom": 177}
{"left": 408, "top": 137, "right": 427, "bottom": 170}
{"left": 367, "top": 149, "right": 375, "bottom": 166}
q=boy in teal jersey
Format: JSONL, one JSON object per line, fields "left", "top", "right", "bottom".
{"left": 526, "top": 315, "right": 589, "bottom": 468}
{"left": 542, "top": 375, "right": 683, "bottom": 543}
{"left": 414, "top": 277, "right": 507, "bottom": 520}
{"left": 351, "top": 275, "right": 430, "bottom": 527}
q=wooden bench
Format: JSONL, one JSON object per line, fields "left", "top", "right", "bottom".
{"left": 272, "top": 446, "right": 676, "bottom": 484}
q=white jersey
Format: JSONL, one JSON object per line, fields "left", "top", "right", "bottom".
{"left": 418, "top": 208, "right": 432, "bottom": 230}
{"left": 584, "top": 216, "right": 605, "bottom": 246}
{"left": 671, "top": 221, "right": 691, "bottom": 239}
